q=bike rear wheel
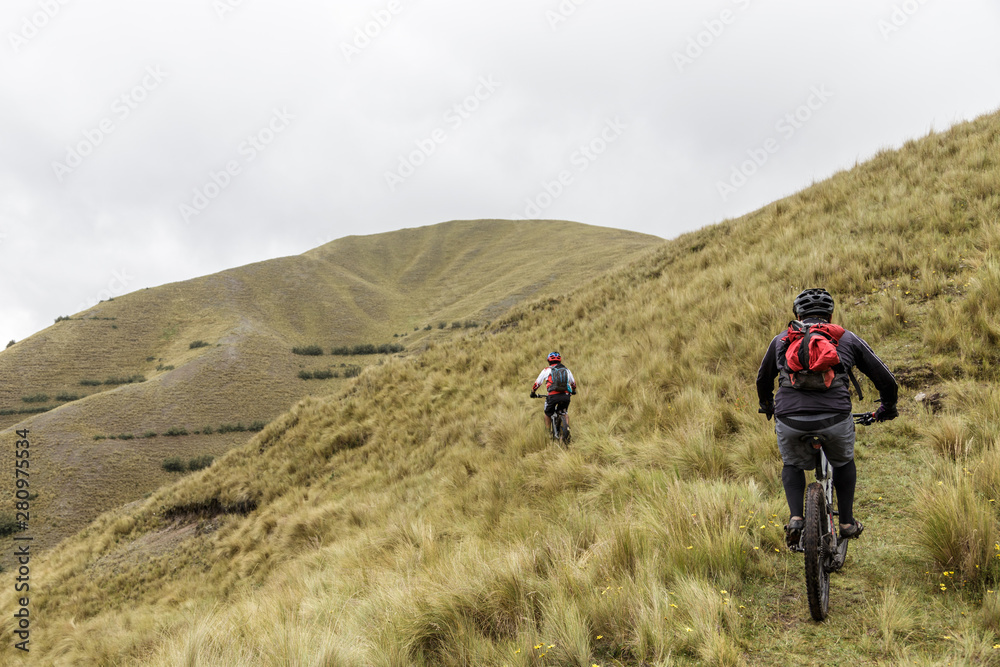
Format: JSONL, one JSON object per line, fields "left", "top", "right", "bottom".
{"left": 804, "top": 482, "right": 831, "bottom": 621}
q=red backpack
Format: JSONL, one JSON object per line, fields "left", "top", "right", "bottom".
{"left": 778, "top": 321, "right": 863, "bottom": 397}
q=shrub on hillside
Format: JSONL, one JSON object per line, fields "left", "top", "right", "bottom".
{"left": 0, "top": 514, "right": 22, "bottom": 537}
{"left": 202, "top": 425, "right": 214, "bottom": 435}
{"left": 162, "top": 457, "right": 185, "bottom": 472}
{"left": 0, "top": 407, "right": 52, "bottom": 416}
{"left": 164, "top": 426, "right": 189, "bottom": 437}
{"left": 156, "top": 364, "right": 175, "bottom": 371}
{"left": 55, "top": 393, "right": 81, "bottom": 402}
{"left": 103, "top": 375, "right": 146, "bottom": 386}
{"left": 143, "top": 431, "right": 158, "bottom": 438}
{"left": 189, "top": 340, "right": 210, "bottom": 349}
{"left": 117, "top": 434, "right": 135, "bottom": 441}
{"left": 292, "top": 345, "right": 324, "bottom": 356}
{"left": 343, "top": 365, "right": 362, "bottom": 378}
{"left": 80, "top": 379, "right": 103, "bottom": 386}
{"left": 21, "top": 394, "right": 50, "bottom": 404}
{"left": 437, "top": 322, "right": 447, "bottom": 329}
{"left": 188, "top": 455, "right": 214, "bottom": 471}
{"left": 6, "top": 340, "right": 13, "bottom": 348}
{"left": 424, "top": 325, "right": 432, "bottom": 331}
{"left": 330, "top": 343, "right": 404, "bottom": 356}
{"left": 54, "top": 315, "right": 71, "bottom": 323}
{"left": 248, "top": 420, "right": 267, "bottom": 432}
{"left": 451, "top": 321, "right": 462, "bottom": 329}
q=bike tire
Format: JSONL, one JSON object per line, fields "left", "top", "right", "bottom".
{"left": 804, "top": 482, "right": 831, "bottom": 621}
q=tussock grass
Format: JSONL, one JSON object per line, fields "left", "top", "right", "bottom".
{"left": 6, "top": 111, "right": 1000, "bottom": 663}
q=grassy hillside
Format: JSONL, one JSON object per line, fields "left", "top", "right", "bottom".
{"left": 3, "top": 109, "right": 1000, "bottom": 664}
{"left": 0, "top": 220, "right": 658, "bottom": 551}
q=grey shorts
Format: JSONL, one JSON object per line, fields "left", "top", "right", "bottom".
{"left": 775, "top": 413, "right": 855, "bottom": 470}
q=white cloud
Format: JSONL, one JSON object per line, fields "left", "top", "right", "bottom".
{"left": 2, "top": 0, "right": 1000, "bottom": 344}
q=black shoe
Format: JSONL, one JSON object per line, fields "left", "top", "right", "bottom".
{"left": 784, "top": 519, "right": 804, "bottom": 549}
{"left": 840, "top": 519, "right": 864, "bottom": 540}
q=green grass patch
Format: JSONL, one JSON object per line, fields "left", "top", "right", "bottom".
{"left": 162, "top": 457, "right": 185, "bottom": 472}
{"left": 189, "top": 340, "right": 210, "bottom": 349}
{"left": 0, "top": 406, "right": 52, "bottom": 416}
{"left": 0, "top": 513, "right": 23, "bottom": 537}
{"left": 329, "top": 343, "right": 404, "bottom": 355}
{"left": 21, "top": 393, "right": 50, "bottom": 404}
{"left": 188, "top": 455, "right": 214, "bottom": 471}
{"left": 164, "top": 427, "right": 189, "bottom": 437}
{"left": 292, "top": 345, "right": 324, "bottom": 356}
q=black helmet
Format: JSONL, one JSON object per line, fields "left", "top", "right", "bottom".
{"left": 793, "top": 288, "right": 834, "bottom": 319}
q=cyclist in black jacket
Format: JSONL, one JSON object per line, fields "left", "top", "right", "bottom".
{"left": 757, "top": 288, "right": 898, "bottom": 548}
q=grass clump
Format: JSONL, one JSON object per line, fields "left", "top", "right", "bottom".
{"left": 55, "top": 392, "right": 82, "bottom": 402}
{"left": 164, "top": 427, "right": 189, "bottom": 437}
{"left": 79, "top": 379, "right": 103, "bottom": 386}
{"left": 329, "top": 343, "right": 404, "bottom": 356}
{"left": 21, "top": 393, "right": 51, "bottom": 403}
{"left": 189, "top": 340, "right": 210, "bottom": 349}
{"left": 292, "top": 345, "right": 324, "bottom": 356}
{"left": 103, "top": 375, "right": 146, "bottom": 386}
{"left": 188, "top": 456, "right": 214, "bottom": 471}
{"left": 0, "top": 514, "right": 22, "bottom": 537}
{"left": 5, "top": 340, "right": 13, "bottom": 348}
{"left": 162, "top": 457, "right": 185, "bottom": 472}
{"left": 0, "top": 406, "right": 52, "bottom": 416}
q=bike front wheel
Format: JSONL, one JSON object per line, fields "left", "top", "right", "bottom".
{"left": 804, "top": 482, "right": 831, "bottom": 621}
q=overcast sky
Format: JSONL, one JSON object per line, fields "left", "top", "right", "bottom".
{"left": 2, "top": 1, "right": 999, "bottom": 345}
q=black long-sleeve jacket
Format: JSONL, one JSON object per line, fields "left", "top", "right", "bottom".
{"left": 756, "top": 319, "right": 898, "bottom": 417}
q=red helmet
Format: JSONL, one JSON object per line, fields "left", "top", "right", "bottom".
{"left": 547, "top": 351, "right": 561, "bottom": 363}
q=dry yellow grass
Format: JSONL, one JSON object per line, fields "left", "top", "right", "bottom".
{"left": 0, "top": 220, "right": 657, "bottom": 550}
{"left": 2, "top": 109, "right": 1000, "bottom": 664}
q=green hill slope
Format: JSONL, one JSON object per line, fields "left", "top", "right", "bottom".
{"left": 4, "top": 110, "right": 1000, "bottom": 664}
{"left": 0, "top": 219, "right": 659, "bottom": 550}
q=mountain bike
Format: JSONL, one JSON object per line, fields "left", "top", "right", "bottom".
{"left": 532, "top": 395, "right": 571, "bottom": 445}
{"left": 794, "top": 411, "right": 877, "bottom": 621}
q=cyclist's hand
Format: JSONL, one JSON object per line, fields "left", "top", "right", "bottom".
{"left": 530, "top": 391, "right": 537, "bottom": 399}
{"left": 874, "top": 403, "right": 898, "bottom": 422}
{"left": 758, "top": 400, "right": 774, "bottom": 421}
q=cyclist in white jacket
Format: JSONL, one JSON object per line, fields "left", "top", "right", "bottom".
{"left": 530, "top": 351, "right": 577, "bottom": 431}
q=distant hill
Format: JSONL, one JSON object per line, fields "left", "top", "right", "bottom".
{"left": 0, "top": 219, "right": 659, "bottom": 549}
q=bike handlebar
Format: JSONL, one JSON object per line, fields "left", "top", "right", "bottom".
{"left": 852, "top": 412, "right": 877, "bottom": 425}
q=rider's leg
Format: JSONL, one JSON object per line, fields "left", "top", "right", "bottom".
{"left": 832, "top": 459, "right": 857, "bottom": 530}
{"left": 782, "top": 465, "right": 806, "bottom": 520}
{"left": 544, "top": 414, "right": 552, "bottom": 429}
